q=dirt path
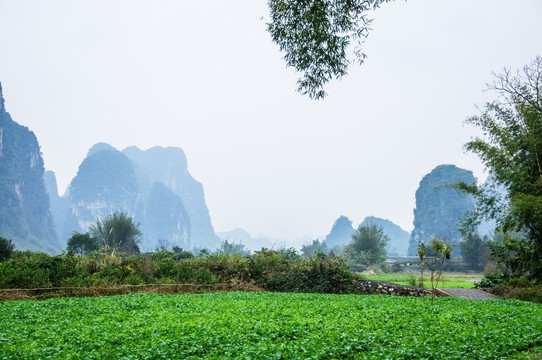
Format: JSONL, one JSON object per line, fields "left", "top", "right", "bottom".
{"left": 438, "top": 288, "right": 501, "bottom": 300}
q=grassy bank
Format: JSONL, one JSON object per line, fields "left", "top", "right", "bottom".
{"left": 364, "top": 272, "right": 483, "bottom": 289}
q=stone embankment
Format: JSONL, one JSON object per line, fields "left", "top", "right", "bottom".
{"left": 353, "top": 280, "right": 434, "bottom": 297}
{"left": 351, "top": 280, "right": 502, "bottom": 300}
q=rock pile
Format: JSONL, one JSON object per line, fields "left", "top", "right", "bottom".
{"left": 352, "top": 279, "right": 435, "bottom": 297}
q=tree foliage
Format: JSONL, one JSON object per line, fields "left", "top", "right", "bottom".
{"left": 486, "top": 231, "right": 531, "bottom": 278}
{"left": 88, "top": 212, "right": 141, "bottom": 255}
{"left": 301, "top": 239, "right": 328, "bottom": 258}
{"left": 346, "top": 223, "right": 388, "bottom": 266}
{"left": 66, "top": 232, "right": 100, "bottom": 255}
{"left": 459, "top": 56, "right": 542, "bottom": 280}
{"left": 417, "top": 238, "right": 451, "bottom": 304}
{"left": 171, "top": 246, "right": 195, "bottom": 260}
{"left": 459, "top": 233, "right": 489, "bottom": 271}
{"left": 217, "top": 239, "right": 250, "bottom": 256}
{"left": 0, "top": 236, "right": 15, "bottom": 261}
{"left": 267, "top": 0, "right": 393, "bottom": 99}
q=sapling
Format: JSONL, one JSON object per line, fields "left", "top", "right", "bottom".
{"left": 418, "top": 239, "right": 452, "bottom": 304}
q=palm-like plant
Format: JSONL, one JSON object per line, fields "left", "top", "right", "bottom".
{"left": 89, "top": 212, "right": 141, "bottom": 255}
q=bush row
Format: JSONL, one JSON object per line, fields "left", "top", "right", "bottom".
{"left": 0, "top": 249, "right": 357, "bottom": 294}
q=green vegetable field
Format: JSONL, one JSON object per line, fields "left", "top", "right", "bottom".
{"left": 1, "top": 292, "right": 541, "bottom": 359}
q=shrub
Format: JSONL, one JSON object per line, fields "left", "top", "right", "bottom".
{"left": 0, "top": 252, "right": 53, "bottom": 288}
{"left": 123, "top": 274, "right": 144, "bottom": 285}
{"left": 67, "top": 232, "right": 100, "bottom": 255}
{"left": 484, "top": 262, "right": 498, "bottom": 277}
{"left": 47, "top": 254, "right": 86, "bottom": 287}
{"left": 171, "top": 246, "right": 194, "bottom": 260}
{"left": 200, "top": 253, "right": 249, "bottom": 282}
{"left": 488, "top": 284, "right": 542, "bottom": 304}
{"left": 0, "top": 236, "right": 15, "bottom": 261}
{"left": 155, "top": 257, "right": 178, "bottom": 279}
{"left": 475, "top": 276, "right": 506, "bottom": 289}
{"left": 247, "top": 249, "right": 356, "bottom": 293}
{"left": 507, "top": 275, "right": 534, "bottom": 288}
{"left": 0, "top": 248, "right": 359, "bottom": 295}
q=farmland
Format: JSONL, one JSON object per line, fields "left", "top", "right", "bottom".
{"left": 364, "top": 272, "right": 483, "bottom": 289}
{"left": 1, "top": 292, "right": 541, "bottom": 359}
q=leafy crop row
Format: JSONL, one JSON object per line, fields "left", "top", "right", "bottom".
{"left": 1, "top": 292, "right": 541, "bottom": 359}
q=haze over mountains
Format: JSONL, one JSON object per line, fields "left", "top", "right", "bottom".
{"left": 0, "top": 82, "right": 59, "bottom": 253}
{"left": 308, "top": 165, "right": 493, "bottom": 257}
{"left": 0, "top": 82, "right": 496, "bottom": 255}
{"left": 408, "top": 164, "right": 477, "bottom": 256}
{"left": 46, "top": 143, "right": 221, "bottom": 251}
{"left": 218, "top": 215, "right": 412, "bottom": 256}
{"left": 321, "top": 215, "right": 410, "bottom": 256}
{"left": 216, "top": 228, "right": 317, "bottom": 252}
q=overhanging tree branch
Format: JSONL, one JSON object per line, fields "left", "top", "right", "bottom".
{"left": 267, "top": 0, "right": 395, "bottom": 99}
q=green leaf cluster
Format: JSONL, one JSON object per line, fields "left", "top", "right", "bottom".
{"left": 463, "top": 56, "right": 542, "bottom": 280}
{"left": 459, "top": 233, "right": 489, "bottom": 271}
{"left": 267, "top": 0, "right": 393, "bottom": 99}
{"left": 345, "top": 223, "right": 388, "bottom": 266}
{"left": 300, "top": 239, "right": 328, "bottom": 259}
{"left": 89, "top": 212, "right": 142, "bottom": 256}
{"left": 0, "top": 236, "right": 15, "bottom": 261}
{"left": 66, "top": 232, "right": 100, "bottom": 256}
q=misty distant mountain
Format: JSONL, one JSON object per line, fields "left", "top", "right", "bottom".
{"left": 216, "top": 228, "right": 252, "bottom": 245}
{"left": 64, "top": 145, "right": 141, "bottom": 238}
{"left": 322, "top": 215, "right": 409, "bottom": 256}
{"left": 122, "top": 146, "right": 220, "bottom": 249}
{"left": 216, "top": 228, "right": 274, "bottom": 252}
{"left": 0, "top": 82, "right": 59, "bottom": 252}
{"left": 323, "top": 216, "right": 355, "bottom": 249}
{"left": 408, "top": 164, "right": 476, "bottom": 256}
{"left": 359, "top": 216, "right": 410, "bottom": 256}
{"left": 44, "top": 170, "right": 69, "bottom": 246}
{"left": 47, "top": 143, "right": 220, "bottom": 251}
{"left": 144, "top": 182, "right": 190, "bottom": 249}
{"left": 215, "top": 228, "right": 315, "bottom": 252}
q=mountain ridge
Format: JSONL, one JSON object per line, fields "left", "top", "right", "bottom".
{"left": 47, "top": 143, "right": 220, "bottom": 251}
{"left": 0, "top": 82, "right": 59, "bottom": 252}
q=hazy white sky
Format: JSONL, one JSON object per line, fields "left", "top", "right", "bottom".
{"left": 1, "top": 0, "right": 541, "bottom": 241}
